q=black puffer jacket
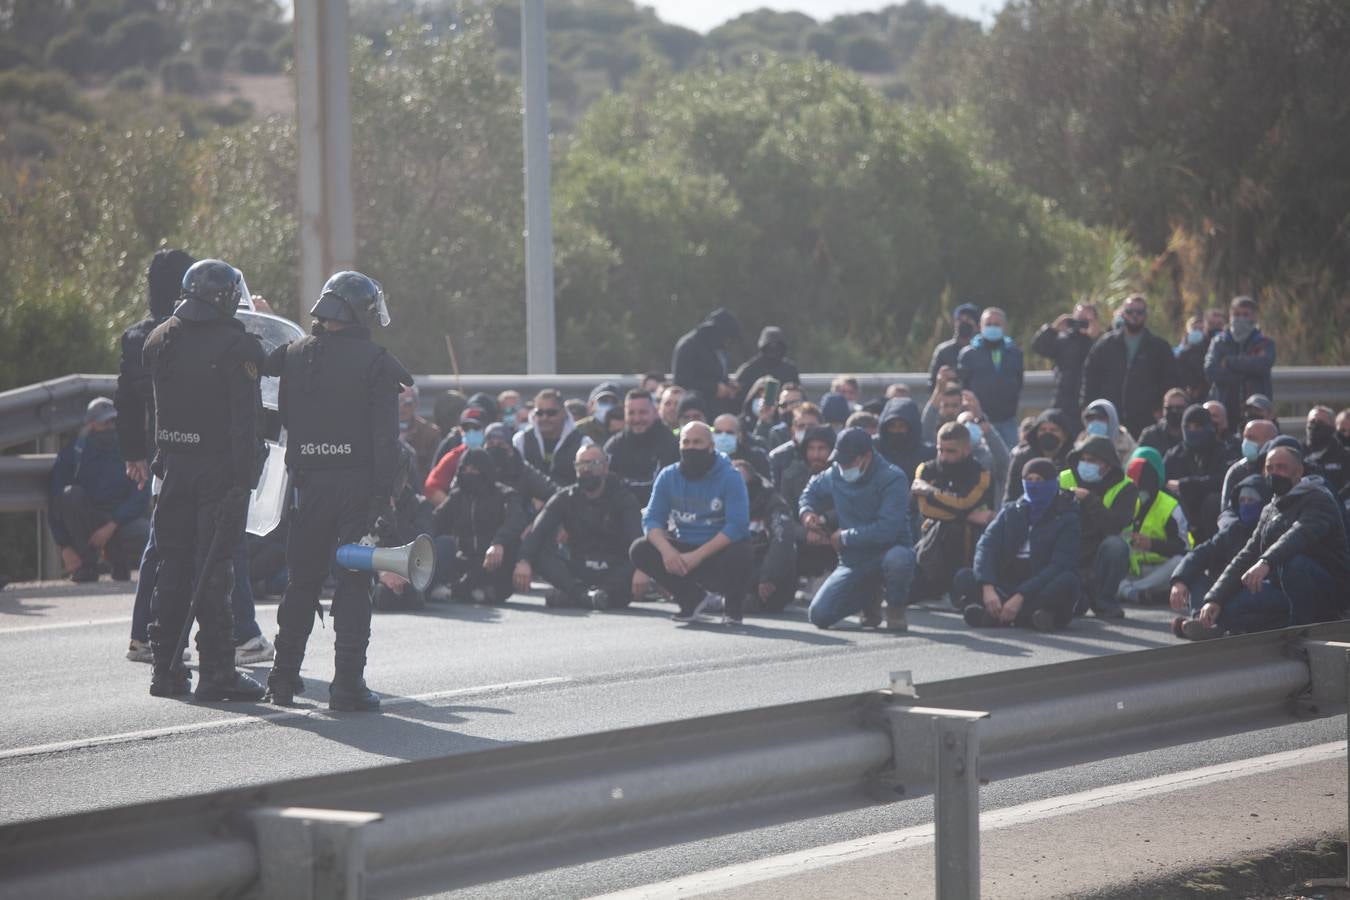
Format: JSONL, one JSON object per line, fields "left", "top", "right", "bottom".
{"left": 1205, "top": 476, "right": 1350, "bottom": 608}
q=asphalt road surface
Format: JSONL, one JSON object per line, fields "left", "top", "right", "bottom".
{"left": 7, "top": 579, "right": 1336, "bottom": 898}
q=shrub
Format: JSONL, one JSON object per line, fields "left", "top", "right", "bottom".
{"left": 160, "top": 56, "right": 202, "bottom": 95}
{"left": 230, "top": 40, "right": 276, "bottom": 74}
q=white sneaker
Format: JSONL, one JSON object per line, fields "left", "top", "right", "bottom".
{"left": 693, "top": 592, "right": 723, "bottom": 619}
{"left": 127, "top": 639, "right": 191, "bottom": 663}
{"left": 235, "top": 634, "right": 275, "bottom": 665}
{"left": 427, "top": 584, "right": 454, "bottom": 604}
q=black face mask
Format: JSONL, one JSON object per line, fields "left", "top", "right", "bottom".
{"left": 1267, "top": 474, "right": 1294, "bottom": 497}
{"left": 1307, "top": 421, "right": 1334, "bottom": 452}
{"left": 762, "top": 343, "right": 786, "bottom": 361}
{"left": 1164, "top": 407, "right": 1184, "bottom": 428}
{"left": 88, "top": 430, "right": 117, "bottom": 452}
{"left": 679, "top": 447, "right": 716, "bottom": 479}
{"left": 457, "top": 472, "right": 491, "bottom": 494}
{"left": 1037, "top": 432, "right": 1062, "bottom": 455}
{"left": 956, "top": 320, "right": 976, "bottom": 340}
{"left": 578, "top": 473, "right": 603, "bottom": 493}
{"left": 1339, "top": 431, "right": 1350, "bottom": 450}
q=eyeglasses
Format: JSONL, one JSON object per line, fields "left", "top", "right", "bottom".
{"left": 535, "top": 408, "right": 561, "bottom": 417}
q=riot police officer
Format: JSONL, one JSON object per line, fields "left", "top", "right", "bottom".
{"left": 262, "top": 271, "right": 411, "bottom": 711}
{"left": 142, "top": 259, "right": 266, "bottom": 700}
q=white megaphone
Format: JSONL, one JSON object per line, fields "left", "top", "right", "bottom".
{"left": 336, "top": 534, "right": 437, "bottom": 593}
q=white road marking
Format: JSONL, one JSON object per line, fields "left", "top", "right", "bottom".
{"left": 0, "top": 616, "right": 132, "bottom": 634}
{"left": 0, "top": 676, "right": 572, "bottom": 761}
{"left": 0, "top": 603, "right": 280, "bottom": 635}
{"left": 591, "top": 741, "right": 1347, "bottom": 900}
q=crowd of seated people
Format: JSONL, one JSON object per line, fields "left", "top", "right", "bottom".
{"left": 72, "top": 291, "right": 1350, "bottom": 646}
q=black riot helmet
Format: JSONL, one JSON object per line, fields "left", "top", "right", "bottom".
{"left": 180, "top": 259, "right": 244, "bottom": 318}
{"left": 310, "top": 271, "right": 390, "bottom": 329}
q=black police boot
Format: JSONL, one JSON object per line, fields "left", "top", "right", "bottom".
{"left": 329, "top": 636, "right": 380, "bottom": 712}
{"left": 194, "top": 635, "right": 265, "bottom": 702}
{"left": 264, "top": 630, "right": 308, "bottom": 706}
{"left": 149, "top": 664, "right": 191, "bottom": 697}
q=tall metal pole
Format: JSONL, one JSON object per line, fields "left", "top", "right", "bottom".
{"left": 294, "top": 0, "right": 356, "bottom": 315}
{"left": 521, "top": 0, "right": 557, "bottom": 374}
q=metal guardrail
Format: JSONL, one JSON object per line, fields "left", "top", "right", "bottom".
{"left": 2, "top": 622, "right": 1347, "bottom": 900}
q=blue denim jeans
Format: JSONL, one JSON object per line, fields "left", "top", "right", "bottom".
{"left": 130, "top": 522, "right": 261, "bottom": 644}
{"left": 991, "top": 418, "right": 1021, "bottom": 454}
{"left": 808, "top": 545, "right": 916, "bottom": 629}
{"left": 1210, "top": 556, "right": 1338, "bottom": 633}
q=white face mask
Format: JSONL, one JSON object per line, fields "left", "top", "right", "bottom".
{"left": 838, "top": 462, "right": 863, "bottom": 483}
{"left": 794, "top": 428, "right": 807, "bottom": 444}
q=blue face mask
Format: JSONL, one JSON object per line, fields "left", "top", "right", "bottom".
{"left": 594, "top": 402, "right": 614, "bottom": 423}
{"left": 981, "top": 324, "right": 1004, "bottom": 342}
{"left": 964, "top": 422, "right": 983, "bottom": 446}
{"left": 1241, "top": 438, "right": 1260, "bottom": 462}
{"left": 1023, "top": 479, "right": 1058, "bottom": 515}
{"left": 463, "top": 429, "right": 485, "bottom": 450}
{"left": 712, "top": 432, "right": 737, "bottom": 455}
{"left": 1076, "top": 460, "right": 1103, "bottom": 483}
{"left": 1187, "top": 328, "right": 1205, "bottom": 346}
{"left": 751, "top": 397, "right": 764, "bottom": 416}
{"left": 838, "top": 462, "right": 864, "bottom": 483}
{"left": 1238, "top": 501, "right": 1262, "bottom": 528}
{"left": 1085, "top": 420, "right": 1109, "bottom": 438}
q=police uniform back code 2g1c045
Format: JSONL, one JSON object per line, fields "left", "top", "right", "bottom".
{"left": 267, "top": 330, "right": 411, "bottom": 474}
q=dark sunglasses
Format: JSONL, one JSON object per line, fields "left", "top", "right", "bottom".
{"left": 1123, "top": 308, "right": 1147, "bottom": 318}
{"left": 535, "top": 407, "right": 561, "bottom": 417}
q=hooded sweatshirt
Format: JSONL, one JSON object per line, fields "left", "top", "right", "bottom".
{"left": 731, "top": 327, "right": 800, "bottom": 406}
{"left": 513, "top": 407, "right": 591, "bottom": 486}
{"left": 1173, "top": 473, "right": 1270, "bottom": 592}
{"left": 1125, "top": 446, "right": 1190, "bottom": 561}
{"left": 1006, "top": 407, "right": 1078, "bottom": 503}
{"left": 1162, "top": 405, "right": 1233, "bottom": 531}
{"left": 672, "top": 308, "right": 741, "bottom": 408}
{"left": 1061, "top": 434, "right": 1138, "bottom": 567}
{"left": 875, "top": 397, "right": 934, "bottom": 480}
{"left": 778, "top": 425, "right": 837, "bottom": 514}
{"left": 433, "top": 448, "right": 530, "bottom": 558}
{"left": 1083, "top": 398, "right": 1137, "bottom": 465}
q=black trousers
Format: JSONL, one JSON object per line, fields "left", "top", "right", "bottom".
{"left": 952, "top": 566, "right": 1078, "bottom": 628}
{"left": 533, "top": 546, "right": 633, "bottom": 607}
{"left": 748, "top": 540, "right": 796, "bottom": 613}
{"left": 147, "top": 454, "right": 239, "bottom": 672}
{"left": 277, "top": 468, "right": 374, "bottom": 647}
{"left": 630, "top": 537, "right": 754, "bottom": 618}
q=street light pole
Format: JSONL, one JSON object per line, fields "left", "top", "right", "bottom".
{"left": 521, "top": 0, "right": 557, "bottom": 374}
{"left": 293, "top": 0, "right": 356, "bottom": 315}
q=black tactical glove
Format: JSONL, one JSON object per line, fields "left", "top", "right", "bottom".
{"left": 368, "top": 496, "right": 397, "bottom": 545}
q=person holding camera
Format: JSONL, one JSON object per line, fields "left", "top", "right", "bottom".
{"left": 1031, "top": 302, "right": 1101, "bottom": 423}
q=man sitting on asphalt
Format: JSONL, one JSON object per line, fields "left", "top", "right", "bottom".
{"left": 1168, "top": 474, "right": 1270, "bottom": 631}
{"left": 713, "top": 413, "right": 771, "bottom": 477}
{"left": 574, "top": 382, "right": 622, "bottom": 446}
{"left": 799, "top": 427, "right": 916, "bottom": 631}
{"left": 1187, "top": 446, "right": 1350, "bottom": 638}
{"left": 1115, "top": 447, "right": 1192, "bottom": 605}
{"left": 910, "top": 422, "right": 995, "bottom": 606}
{"left": 1163, "top": 404, "right": 1235, "bottom": 543}
{"left": 1062, "top": 435, "right": 1138, "bottom": 619}
{"left": 514, "top": 445, "right": 644, "bottom": 610}
{"left": 513, "top": 388, "right": 591, "bottom": 487}
{"left": 431, "top": 448, "right": 531, "bottom": 604}
{"left": 1217, "top": 419, "right": 1281, "bottom": 527}
{"left": 1304, "top": 405, "right": 1350, "bottom": 495}
{"left": 733, "top": 459, "right": 799, "bottom": 614}
{"left": 630, "top": 422, "right": 752, "bottom": 625}
{"left": 954, "top": 457, "right": 1080, "bottom": 631}
{"left": 48, "top": 397, "right": 150, "bottom": 583}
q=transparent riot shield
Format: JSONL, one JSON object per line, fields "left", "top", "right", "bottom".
{"left": 237, "top": 310, "right": 305, "bottom": 536}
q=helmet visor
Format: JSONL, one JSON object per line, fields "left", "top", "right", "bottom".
{"left": 370, "top": 279, "right": 390, "bottom": 327}
{"left": 234, "top": 268, "right": 254, "bottom": 313}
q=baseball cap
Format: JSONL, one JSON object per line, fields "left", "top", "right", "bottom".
{"left": 828, "top": 427, "right": 873, "bottom": 466}
{"left": 85, "top": 397, "right": 117, "bottom": 425}
{"left": 460, "top": 406, "right": 489, "bottom": 427}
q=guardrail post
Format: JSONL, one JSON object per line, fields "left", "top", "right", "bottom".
{"left": 886, "top": 704, "right": 990, "bottom": 899}
{"left": 249, "top": 806, "right": 383, "bottom": 900}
